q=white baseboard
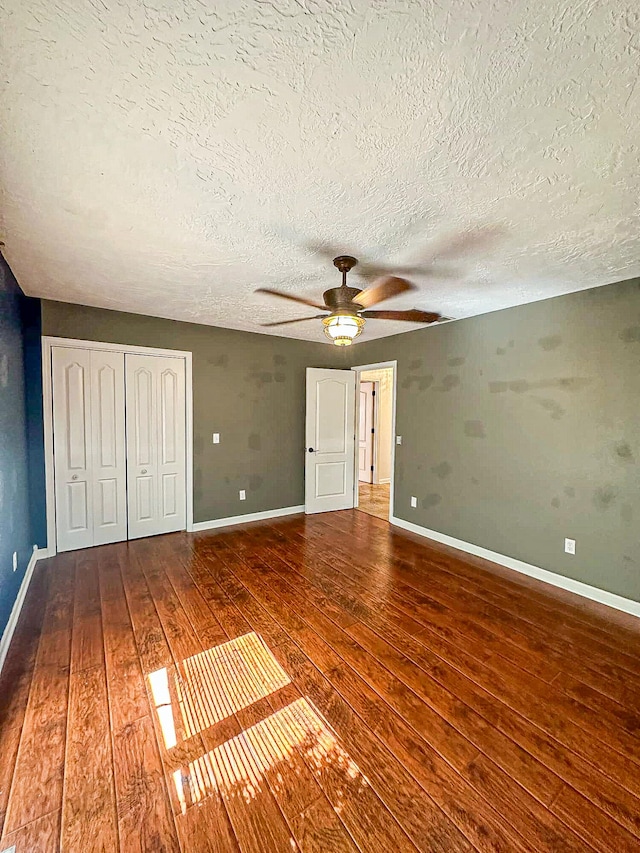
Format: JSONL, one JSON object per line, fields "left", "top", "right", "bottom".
{"left": 34, "top": 546, "right": 55, "bottom": 560}
{"left": 0, "top": 546, "right": 40, "bottom": 678}
{"left": 192, "top": 505, "right": 305, "bottom": 533}
{"left": 391, "top": 516, "right": 640, "bottom": 619}
{"left": 378, "top": 478, "right": 391, "bottom": 485}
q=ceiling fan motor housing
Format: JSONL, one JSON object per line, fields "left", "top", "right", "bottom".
{"left": 322, "top": 285, "right": 363, "bottom": 312}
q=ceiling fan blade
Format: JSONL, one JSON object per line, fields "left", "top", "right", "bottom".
{"left": 360, "top": 309, "right": 448, "bottom": 323}
{"left": 255, "top": 287, "right": 326, "bottom": 311}
{"left": 259, "top": 314, "right": 327, "bottom": 327}
{"left": 353, "top": 276, "right": 415, "bottom": 309}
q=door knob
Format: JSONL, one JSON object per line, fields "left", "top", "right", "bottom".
{"left": 71, "top": 474, "right": 78, "bottom": 480}
{"left": 308, "top": 448, "right": 315, "bottom": 453}
{"left": 141, "top": 469, "right": 148, "bottom": 474}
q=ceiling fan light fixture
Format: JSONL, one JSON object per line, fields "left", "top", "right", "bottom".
{"left": 322, "top": 313, "right": 365, "bottom": 346}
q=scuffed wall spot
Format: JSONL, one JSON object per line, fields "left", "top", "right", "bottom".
{"left": 564, "top": 486, "right": 575, "bottom": 497}
{"left": 531, "top": 397, "right": 565, "bottom": 419}
{"left": 489, "top": 381, "right": 509, "bottom": 393}
{"left": 418, "top": 375, "right": 434, "bottom": 390}
{"left": 438, "top": 374, "right": 460, "bottom": 391}
{"left": 274, "top": 372, "right": 286, "bottom": 382}
{"left": 496, "top": 347, "right": 506, "bottom": 355}
{"left": 274, "top": 354, "right": 286, "bottom": 365}
{"left": 422, "top": 493, "right": 441, "bottom": 508}
{"left": 402, "top": 374, "right": 433, "bottom": 390}
{"left": 431, "top": 461, "right": 452, "bottom": 478}
{"left": 551, "top": 497, "right": 560, "bottom": 508}
{"left": 0, "top": 353, "right": 8, "bottom": 387}
{"left": 409, "top": 359, "right": 423, "bottom": 370}
{"left": 471, "top": 477, "right": 479, "bottom": 485}
{"left": 464, "top": 420, "right": 485, "bottom": 438}
{"left": 539, "top": 335, "right": 562, "bottom": 350}
{"left": 621, "top": 504, "right": 633, "bottom": 523}
{"left": 224, "top": 476, "right": 230, "bottom": 484}
{"left": 614, "top": 441, "right": 634, "bottom": 462}
{"left": 448, "top": 357, "right": 465, "bottom": 366}
{"left": 208, "top": 354, "right": 229, "bottom": 367}
{"left": 248, "top": 433, "right": 261, "bottom": 450}
{"left": 509, "top": 379, "right": 529, "bottom": 394}
{"left": 593, "top": 486, "right": 617, "bottom": 511}
{"left": 247, "top": 370, "right": 273, "bottom": 386}
{"left": 619, "top": 327, "right": 640, "bottom": 343}
{"left": 249, "top": 474, "right": 263, "bottom": 491}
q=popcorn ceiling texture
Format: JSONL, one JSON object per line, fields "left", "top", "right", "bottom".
{"left": 1, "top": 0, "right": 639, "bottom": 343}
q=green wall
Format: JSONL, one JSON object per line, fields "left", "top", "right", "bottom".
{"left": 41, "top": 301, "right": 345, "bottom": 523}
{"left": 351, "top": 277, "right": 640, "bottom": 602}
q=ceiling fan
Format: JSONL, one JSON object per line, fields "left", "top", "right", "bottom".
{"left": 256, "top": 255, "right": 448, "bottom": 346}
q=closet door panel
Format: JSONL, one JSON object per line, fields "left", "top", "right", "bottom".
{"left": 126, "top": 356, "right": 159, "bottom": 539}
{"left": 125, "top": 353, "right": 186, "bottom": 539}
{"left": 52, "top": 347, "right": 94, "bottom": 552}
{"left": 157, "top": 361, "right": 186, "bottom": 531}
{"left": 90, "top": 350, "right": 127, "bottom": 545}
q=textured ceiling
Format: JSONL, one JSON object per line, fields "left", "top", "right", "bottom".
{"left": 1, "top": 1, "right": 639, "bottom": 343}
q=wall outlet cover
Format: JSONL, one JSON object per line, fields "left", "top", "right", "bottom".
{"left": 239, "top": 490, "right": 246, "bottom": 500}
{"left": 564, "top": 538, "right": 576, "bottom": 555}
{"left": 12, "top": 551, "right": 17, "bottom": 571}
{"left": 212, "top": 433, "right": 220, "bottom": 444}
{"left": 396, "top": 435, "right": 402, "bottom": 445}
{"left": 411, "top": 496, "right": 417, "bottom": 508}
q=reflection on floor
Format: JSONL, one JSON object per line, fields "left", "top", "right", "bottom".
{"left": 358, "top": 481, "right": 390, "bottom": 520}
{"left": 2, "top": 512, "right": 640, "bottom": 852}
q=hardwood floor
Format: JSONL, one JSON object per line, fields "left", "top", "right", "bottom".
{"left": 357, "top": 483, "right": 390, "bottom": 520}
{"left": 1, "top": 510, "right": 640, "bottom": 853}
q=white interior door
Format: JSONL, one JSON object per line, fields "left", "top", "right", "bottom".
{"left": 52, "top": 347, "right": 93, "bottom": 552}
{"left": 52, "top": 346, "right": 127, "bottom": 552}
{"left": 358, "top": 381, "right": 374, "bottom": 483}
{"left": 126, "top": 353, "right": 186, "bottom": 539}
{"left": 91, "top": 349, "right": 128, "bottom": 545}
{"left": 305, "top": 368, "right": 356, "bottom": 514}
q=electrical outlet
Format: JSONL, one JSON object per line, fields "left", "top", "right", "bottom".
{"left": 396, "top": 435, "right": 402, "bottom": 445}
{"left": 564, "top": 538, "right": 576, "bottom": 555}
{"left": 411, "top": 496, "right": 417, "bottom": 508}
{"left": 239, "top": 490, "right": 246, "bottom": 501}
{"left": 12, "top": 551, "right": 17, "bottom": 572}
{"left": 212, "top": 433, "right": 220, "bottom": 444}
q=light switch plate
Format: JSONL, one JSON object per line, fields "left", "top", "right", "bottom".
{"left": 396, "top": 435, "right": 402, "bottom": 445}
{"left": 212, "top": 433, "right": 220, "bottom": 444}
{"left": 411, "top": 496, "right": 417, "bottom": 508}
{"left": 564, "top": 538, "right": 576, "bottom": 555}
{"left": 239, "top": 490, "right": 246, "bottom": 501}
{"left": 12, "top": 551, "right": 17, "bottom": 571}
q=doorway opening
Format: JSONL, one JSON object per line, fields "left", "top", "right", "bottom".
{"left": 352, "top": 362, "right": 396, "bottom": 521}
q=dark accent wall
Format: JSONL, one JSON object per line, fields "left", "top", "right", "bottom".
{"left": 0, "top": 257, "right": 35, "bottom": 637}
{"left": 350, "top": 278, "right": 640, "bottom": 603}
{"left": 41, "top": 301, "right": 346, "bottom": 524}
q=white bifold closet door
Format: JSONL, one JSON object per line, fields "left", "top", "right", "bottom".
{"left": 125, "top": 353, "right": 187, "bottom": 539}
{"left": 52, "top": 346, "right": 127, "bottom": 552}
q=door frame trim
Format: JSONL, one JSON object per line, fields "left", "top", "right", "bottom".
{"left": 350, "top": 361, "right": 397, "bottom": 520}
{"left": 41, "top": 336, "right": 194, "bottom": 557}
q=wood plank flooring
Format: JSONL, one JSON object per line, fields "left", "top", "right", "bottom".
{"left": 1, "top": 510, "right": 640, "bottom": 853}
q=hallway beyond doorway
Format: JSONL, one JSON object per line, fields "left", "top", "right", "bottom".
{"left": 358, "top": 482, "right": 390, "bottom": 520}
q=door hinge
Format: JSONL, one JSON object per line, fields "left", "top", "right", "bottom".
{"left": 371, "top": 465, "right": 374, "bottom": 471}
{"left": 372, "top": 390, "right": 376, "bottom": 397}
{"left": 371, "top": 427, "right": 375, "bottom": 434}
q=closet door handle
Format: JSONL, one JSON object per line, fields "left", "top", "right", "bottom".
{"left": 71, "top": 474, "right": 78, "bottom": 481}
{"left": 141, "top": 469, "right": 148, "bottom": 474}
